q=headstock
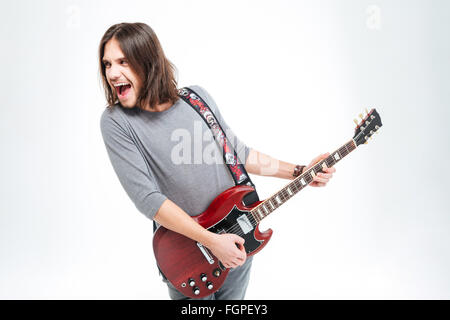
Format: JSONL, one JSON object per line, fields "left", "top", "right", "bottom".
{"left": 353, "top": 108, "right": 382, "bottom": 146}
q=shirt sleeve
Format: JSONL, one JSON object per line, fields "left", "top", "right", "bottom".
{"left": 190, "top": 85, "right": 251, "bottom": 165}
{"left": 100, "top": 110, "right": 167, "bottom": 220}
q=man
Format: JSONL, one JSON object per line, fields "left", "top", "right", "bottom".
{"left": 99, "top": 22, "right": 335, "bottom": 300}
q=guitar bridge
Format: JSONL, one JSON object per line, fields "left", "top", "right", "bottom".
{"left": 196, "top": 242, "right": 215, "bottom": 264}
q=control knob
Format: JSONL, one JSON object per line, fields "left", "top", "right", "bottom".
{"left": 213, "top": 268, "right": 221, "bottom": 277}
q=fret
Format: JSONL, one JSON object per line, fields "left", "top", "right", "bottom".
{"left": 257, "top": 207, "right": 264, "bottom": 219}
{"left": 347, "top": 140, "right": 356, "bottom": 152}
{"left": 248, "top": 211, "right": 258, "bottom": 224}
{"left": 304, "top": 171, "right": 313, "bottom": 184}
{"left": 291, "top": 180, "right": 300, "bottom": 191}
{"left": 287, "top": 186, "right": 293, "bottom": 196}
{"left": 250, "top": 140, "right": 357, "bottom": 222}
{"left": 269, "top": 199, "right": 275, "bottom": 210}
{"left": 313, "top": 164, "right": 322, "bottom": 173}
{"left": 275, "top": 195, "right": 282, "bottom": 204}
{"left": 282, "top": 189, "right": 291, "bottom": 200}
{"left": 333, "top": 152, "right": 340, "bottom": 161}
{"left": 345, "top": 141, "right": 353, "bottom": 153}
{"left": 327, "top": 156, "right": 336, "bottom": 166}
{"left": 300, "top": 177, "right": 307, "bottom": 186}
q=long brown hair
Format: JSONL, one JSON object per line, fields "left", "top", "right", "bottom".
{"left": 98, "top": 22, "right": 179, "bottom": 109}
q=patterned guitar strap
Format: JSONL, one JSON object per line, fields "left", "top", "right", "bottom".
{"left": 178, "top": 87, "right": 259, "bottom": 206}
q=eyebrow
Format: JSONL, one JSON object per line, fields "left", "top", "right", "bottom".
{"left": 102, "top": 56, "right": 127, "bottom": 64}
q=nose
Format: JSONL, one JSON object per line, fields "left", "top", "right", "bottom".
{"left": 107, "top": 63, "right": 121, "bottom": 81}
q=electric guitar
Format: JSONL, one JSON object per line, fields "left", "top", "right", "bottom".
{"left": 153, "top": 108, "right": 382, "bottom": 298}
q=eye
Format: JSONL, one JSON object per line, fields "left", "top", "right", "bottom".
{"left": 103, "top": 61, "right": 111, "bottom": 68}
{"left": 120, "top": 59, "right": 128, "bottom": 65}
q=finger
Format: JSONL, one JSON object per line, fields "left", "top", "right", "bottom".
{"left": 236, "top": 259, "right": 245, "bottom": 267}
{"left": 238, "top": 245, "right": 247, "bottom": 256}
{"left": 324, "top": 167, "right": 336, "bottom": 173}
{"left": 227, "top": 262, "right": 237, "bottom": 269}
{"left": 319, "top": 152, "right": 330, "bottom": 161}
{"left": 233, "top": 235, "right": 245, "bottom": 246}
{"left": 310, "top": 153, "right": 330, "bottom": 168}
{"left": 234, "top": 256, "right": 246, "bottom": 266}
{"left": 313, "top": 176, "right": 329, "bottom": 183}
{"left": 238, "top": 249, "right": 247, "bottom": 260}
{"left": 318, "top": 173, "right": 332, "bottom": 179}
{"left": 313, "top": 182, "right": 326, "bottom": 187}
{"left": 310, "top": 154, "right": 326, "bottom": 165}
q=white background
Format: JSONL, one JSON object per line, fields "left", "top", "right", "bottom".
{"left": 1, "top": 0, "right": 449, "bottom": 299}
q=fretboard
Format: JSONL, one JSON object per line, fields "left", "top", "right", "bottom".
{"left": 250, "top": 139, "right": 357, "bottom": 223}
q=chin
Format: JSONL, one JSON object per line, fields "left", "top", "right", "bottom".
{"left": 120, "top": 102, "right": 135, "bottom": 109}
{"left": 117, "top": 97, "right": 136, "bottom": 108}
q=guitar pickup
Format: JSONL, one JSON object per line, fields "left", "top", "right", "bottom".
{"left": 237, "top": 214, "right": 253, "bottom": 234}
{"left": 197, "top": 242, "right": 215, "bottom": 264}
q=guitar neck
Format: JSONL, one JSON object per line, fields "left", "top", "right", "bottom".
{"left": 250, "top": 139, "right": 357, "bottom": 222}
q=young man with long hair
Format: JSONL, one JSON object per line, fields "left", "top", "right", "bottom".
{"left": 99, "top": 22, "right": 335, "bottom": 300}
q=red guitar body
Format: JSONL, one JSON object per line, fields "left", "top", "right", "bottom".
{"left": 153, "top": 185, "right": 273, "bottom": 298}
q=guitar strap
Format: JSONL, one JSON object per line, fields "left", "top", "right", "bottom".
{"left": 151, "top": 88, "right": 259, "bottom": 227}
{"left": 154, "top": 87, "right": 259, "bottom": 280}
{"left": 177, "top": 86, "right": 259, "bottom": 206}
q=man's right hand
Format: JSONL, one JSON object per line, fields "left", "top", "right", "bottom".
{"left": 153, "top": 199, "right": 247, "bottom": 268}
{"left": 206, "top": 233, "right": 247, "bottom": 269}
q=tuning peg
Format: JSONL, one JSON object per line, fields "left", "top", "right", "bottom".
{"left": 365, "top": 108, "right": 369, "bottom": 115}
{"left": 353, "top": 119, "right": 359, "bottom": 126}
{"left": 359, "top": 113, "right": 363, "bottom": 119}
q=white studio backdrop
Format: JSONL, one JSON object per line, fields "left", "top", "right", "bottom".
{"left": 0, "top": 0, "right": 449, "bottom": 299}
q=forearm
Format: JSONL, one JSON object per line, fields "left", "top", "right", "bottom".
{"left": 153, "top": 199, "right": 218, "bottom": 247}
{"left": 153, "top": 199, "right": 246, "bottom": 267}
{"left": 245, "top": 148, "right": 300, "bottom": 180}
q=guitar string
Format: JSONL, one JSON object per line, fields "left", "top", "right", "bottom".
{"left": 224, "top": 151, "right": 344, "bottom": 234}
{"left": 223, "top": 176, "right": 314, "bottom": 235}
{"left": 225, "top": 166, "right": 336, "bottom": 235}
{"left": 224, "top": 163, "right": 335, "bottom": 234}
{"left": 225, "top": 141, "right": 356, "bottom": 234}
{"left": 221, "top": 142, "right": 356, "bottom": 236}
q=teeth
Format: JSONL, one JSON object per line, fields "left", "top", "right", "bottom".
{"left": 114, "top": 83, "right": 130, "bottom": 87}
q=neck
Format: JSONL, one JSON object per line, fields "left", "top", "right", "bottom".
{"left": 249, "top": 139, "right": 357, "bottom": 223}
{"left": 142, "top": 100, "right": 173, "bottom": 112}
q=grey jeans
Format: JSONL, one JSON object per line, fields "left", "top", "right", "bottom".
{"left": 164, "top": 255, "right": 253, "bottom": 300}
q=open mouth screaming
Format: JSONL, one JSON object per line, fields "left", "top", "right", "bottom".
{"left": 114, "top": 83, "right": 132, "bottom": 98}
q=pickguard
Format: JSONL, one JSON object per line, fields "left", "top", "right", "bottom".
{"left": 207, "top": 205, "right": 262, "bottom": 255}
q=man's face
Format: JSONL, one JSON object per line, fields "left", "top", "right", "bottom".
{"left": 102, "top": 38, "right": 141, "bottom": 108}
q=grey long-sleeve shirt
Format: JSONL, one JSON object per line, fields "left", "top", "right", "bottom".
{"left": 100, "top": 85, "right": 250, "bottom": 220}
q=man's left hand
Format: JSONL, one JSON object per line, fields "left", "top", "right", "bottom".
{"left": 305, "top": 153, "right": 336, "bottom": 187}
